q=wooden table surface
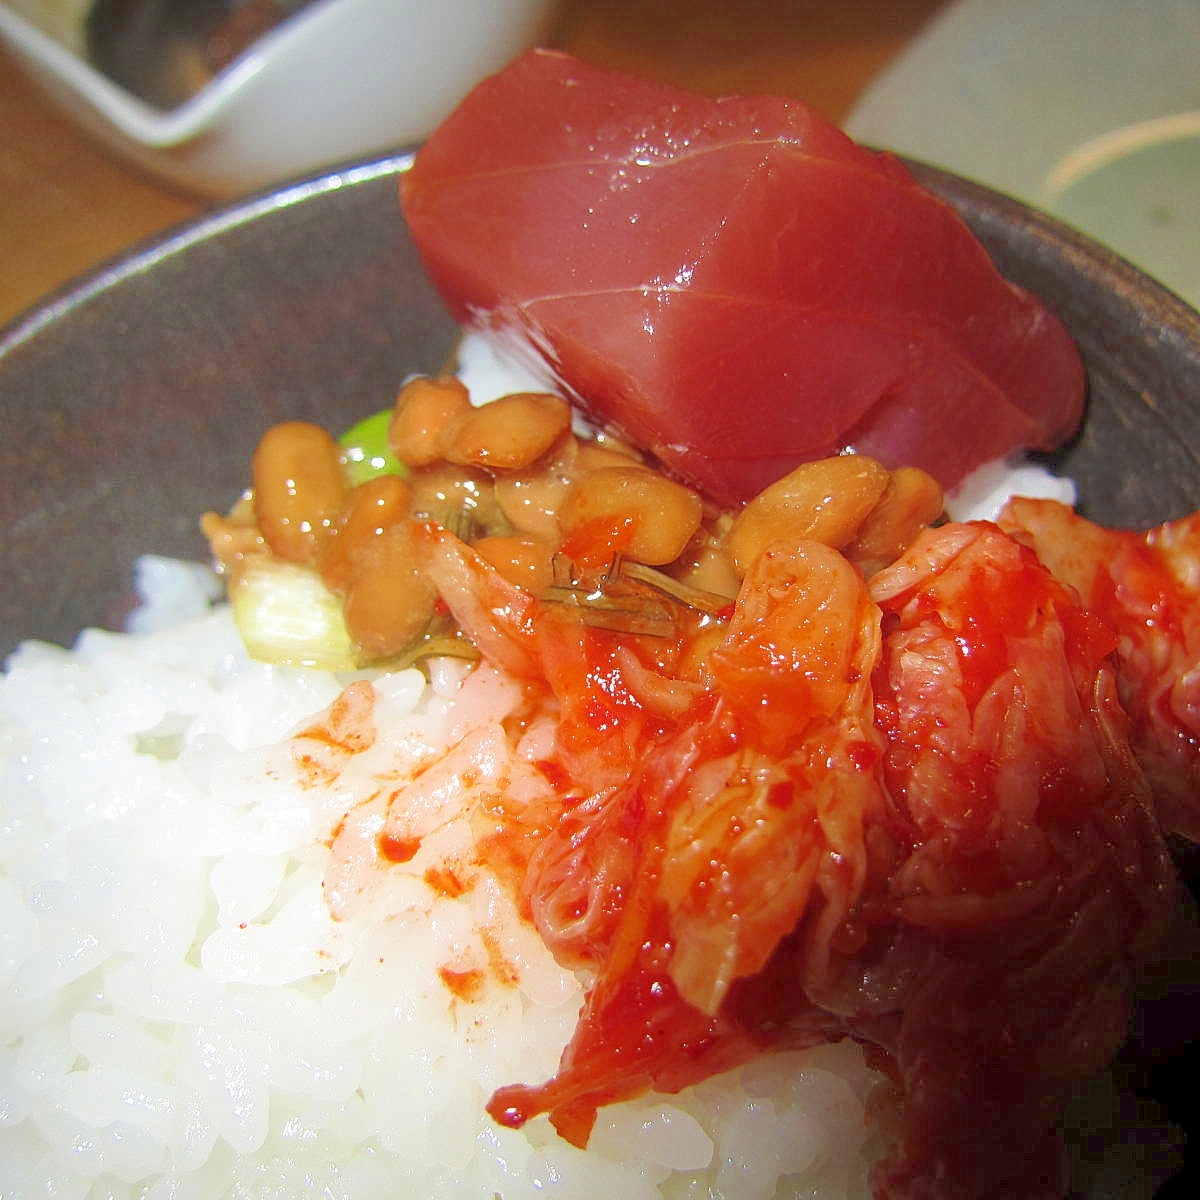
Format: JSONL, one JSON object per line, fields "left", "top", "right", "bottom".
{"left": 0, "top": 0, "right": 947, "bottom": 327}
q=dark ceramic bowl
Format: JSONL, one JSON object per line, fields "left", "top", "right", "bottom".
{"left": 3, "top": 153, "right": 1200, "bottom": 655}
{"left": 4, "top": 154, "right": 1200, "bottom": 660}
{"left": 1, "top": 152, "right": 1199, "bottom": 1196}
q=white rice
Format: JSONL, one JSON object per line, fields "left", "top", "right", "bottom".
{"left": 0, "top": 560, "right": 888, "bottom": 1200}
{"left": 944, "top": 454, "right": 1077, "bottom": 523}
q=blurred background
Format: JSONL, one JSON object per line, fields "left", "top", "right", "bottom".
{"left": 1, "top": 0, "right": 1197, "bottom": 325}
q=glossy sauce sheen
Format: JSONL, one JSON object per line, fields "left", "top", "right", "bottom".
{"left": 401, "top": 49, "right": 1086, "bottom": 504}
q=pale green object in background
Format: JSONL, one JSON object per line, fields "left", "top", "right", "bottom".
{"left": 846, "top": 0, "right": 1200, "bottom": 309}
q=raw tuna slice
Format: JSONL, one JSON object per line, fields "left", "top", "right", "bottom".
{"left": 401, "top": 49, "right": 1085, "bottom": 505}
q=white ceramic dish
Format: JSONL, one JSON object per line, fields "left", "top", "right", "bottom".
{"left": 845, "top": 0, "right": 1200, "bottom": 309}
{"left": 0, "top": 0, "right": 554, "bottom": 198}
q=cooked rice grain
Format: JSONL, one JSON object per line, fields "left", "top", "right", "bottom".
{"left": 0, "top": 563, "right": 886, "bottom": 1199}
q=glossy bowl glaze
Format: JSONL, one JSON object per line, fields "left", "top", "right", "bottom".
{"left": 0, "top": 151, "right": 1198, "bottom": 1198}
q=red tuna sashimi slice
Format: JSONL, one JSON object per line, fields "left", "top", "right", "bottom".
{"left": 401, "top": 49, "right": 1085, "bottom": 505}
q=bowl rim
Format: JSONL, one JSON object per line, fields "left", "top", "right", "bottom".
{"left": 5, "top": 146, "right": 1197, "bottom": 360}
{"left": 0, "top": 149, "right": 418, "bottom": 355}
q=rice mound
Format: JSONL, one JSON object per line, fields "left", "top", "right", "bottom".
{"left": 0, "top": 559, "right": 887, "bottom": 1200}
